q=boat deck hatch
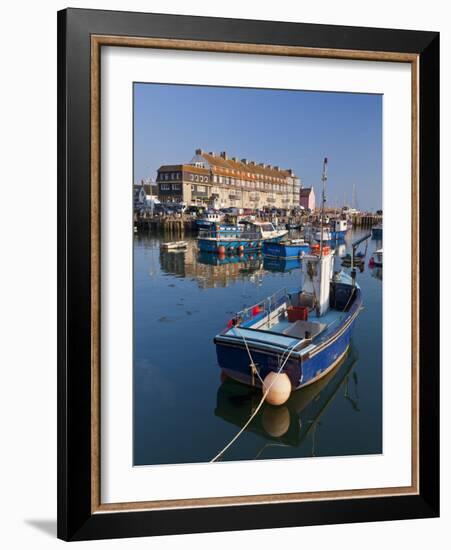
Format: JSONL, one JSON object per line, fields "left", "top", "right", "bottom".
{"left": 282, "top": 320, "right": 327, "bottom": 339}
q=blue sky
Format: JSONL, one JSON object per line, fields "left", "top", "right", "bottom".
{"left": 134, "top": 83, "right": 382, "bottom": 211}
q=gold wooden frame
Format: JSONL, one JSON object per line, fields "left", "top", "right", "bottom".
{"left": 90, "top": 35, "right": 419, "bottom": 514}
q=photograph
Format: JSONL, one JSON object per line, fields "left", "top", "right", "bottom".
{"left": 132, "top": 83, "right": 383, "bottom": 466}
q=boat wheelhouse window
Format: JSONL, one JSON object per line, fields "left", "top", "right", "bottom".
{"left": 261, "top": 223, "right": 274, "bottom": 231}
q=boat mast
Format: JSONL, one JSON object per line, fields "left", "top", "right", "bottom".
{"left": 319, "top": 157, "right": 327, "bottom": 258}
{"left": 352, "top": 182, "right": 358, "bottom": 211}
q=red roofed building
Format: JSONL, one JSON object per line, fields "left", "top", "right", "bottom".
{"left": 156, "top": 149, "right": 301, "bottom": 209}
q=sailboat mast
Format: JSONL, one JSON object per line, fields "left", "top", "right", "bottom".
{"left": 319, "top": 157, "right": 328, "bottom": 257}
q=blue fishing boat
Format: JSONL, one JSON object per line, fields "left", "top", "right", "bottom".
{"left": 371, "top": 224, "right": 383, "bottom": 239}
{"left": 263, "top": 238, "right": 310, "bottom": 259}
{"left": 214, "top": 251, "right": 362, "bottom": 395}
{"left": 213, "top": 158, "right": 365, "bottom": 405}
{"left": 198, "top": 221, "right": 287, "bottom": 253}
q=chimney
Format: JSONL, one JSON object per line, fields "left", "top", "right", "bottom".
{"left": 241, "top": 158, "right": 248, "bottom": 164}
{"left": 220, "top": 151, "right": 227, "bottom": 159}
{"left": 195, "top": 148, "right": 203, "bottom": 155}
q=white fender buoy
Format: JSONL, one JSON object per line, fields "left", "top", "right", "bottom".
{"left": 262, "top": 372, "right": 292, "bottom": 406}
{"left": 262, "top": 405, "right": 290, "bottom": 437}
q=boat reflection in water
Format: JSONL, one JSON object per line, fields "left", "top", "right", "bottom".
{"left": 197, "top": 250, "right": 262, "bottom": 269}
{"left": 159, "top": 241, "right": 265, "bottom": 288}
{"left": 263, "top": 256, "right": 302, "bottom": 273}
{"left": 370, "top": 266, "right": 383, "bottom": 281}
{"left": 214, "top": 346, "right": 359, "bottom": 458}
{"left": 198, "top": 250, "right": 305, "bottom": 275}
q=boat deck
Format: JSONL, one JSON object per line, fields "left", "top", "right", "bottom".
{"left": 269, "top": 308, "right": 343, "bottom": 339}
{"left": 224, "top": 307, "right": 344, "bottom": 350}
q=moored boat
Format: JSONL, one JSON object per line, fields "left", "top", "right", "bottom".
{"left": 314, "top": 219, "right": 348, "bottom": 242}
{"left": 262, "top": 238, "right": 310, "bottom": 259}
{"left": 195, "top": 210, "right": 224, "bottom": 229}
{"left": 213, "top": 158, "right": 364, "bottom": 405}
{"left": 198, "top": 221, "right": 288, "bottom": 253}
{"left": 160, "top": 240, "right": 188, "bottom": 250}
{"left": 214, "top": 248, "right": 362, "bottom": 397}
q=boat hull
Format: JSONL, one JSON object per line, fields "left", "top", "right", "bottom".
{"left": 198, "top": 234, "right": 286, "bottom": 253}
{"left": 215, "top": 289, "right": 361, "bottom": 391}
{"left": 262, "top": 241, "right": 310, "bottom": 259}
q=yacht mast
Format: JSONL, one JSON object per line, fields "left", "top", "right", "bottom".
{"left": 319, "top": 157, "right": 328, "bottom": 257}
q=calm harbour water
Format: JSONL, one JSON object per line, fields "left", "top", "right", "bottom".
{"left": 133, "top": 229, "right": 383, "bottom": 465}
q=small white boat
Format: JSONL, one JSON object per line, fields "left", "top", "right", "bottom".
{"left": 160, "top": 241, "right": 188, "bottom": 250}
{"left": 373, "top": 248, "right": 383, "bottom": 266}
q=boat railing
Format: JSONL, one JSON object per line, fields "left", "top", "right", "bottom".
{"left": 236, "top": 287, "right": 288, "bottom": 324}
{"left": 198, "top": 228, "right": 262, "bottom": 240}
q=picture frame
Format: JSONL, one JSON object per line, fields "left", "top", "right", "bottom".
{"left": 57, "top": 7, "right": 439, "bottom": 541}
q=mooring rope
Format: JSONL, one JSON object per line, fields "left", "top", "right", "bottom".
{"left": 210, "top": 337, "right": 300, "bottom": 463}
{"left": 235, "top": 327, "right": 265, "bottom": 385}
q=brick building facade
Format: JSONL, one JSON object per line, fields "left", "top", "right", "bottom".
{"left": 156, "top": 149, "right": 301, "bottom": 209}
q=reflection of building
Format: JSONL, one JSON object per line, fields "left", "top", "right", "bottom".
{"left": 299, "top": 187, "right": 315, "bottom": 211}
{"left": 158, "top": 241, "right": 263, "bottom": 289}
{"left": 156, "top": 149, "right": 301, "bottom": 209}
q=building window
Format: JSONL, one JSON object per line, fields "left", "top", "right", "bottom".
{"left": 161, "top": 183, "right": 170, "bottom": 190}
{"left": 197, "top": 185, "right": 205, "bottom": 192}
{"left": 190, "top": 174, "right": 194, "bottom": 181}
{"left": 172, "top": 184, "right": 180, "bottom": 190}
